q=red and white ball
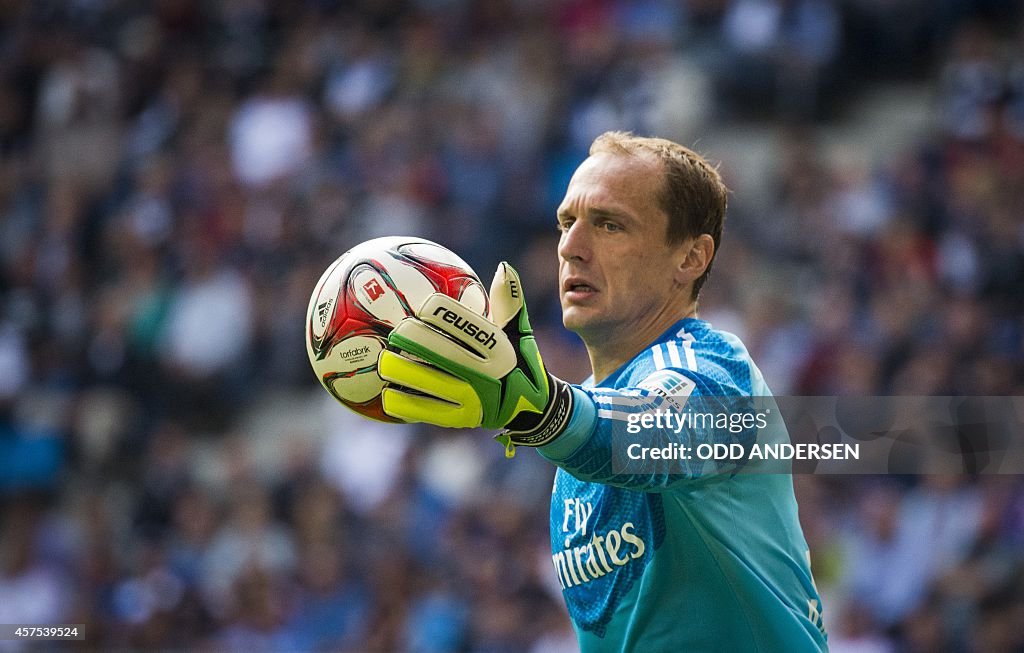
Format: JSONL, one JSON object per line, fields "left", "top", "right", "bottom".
{"left": 306, "top": 236, "right": 488, "bottom": 422}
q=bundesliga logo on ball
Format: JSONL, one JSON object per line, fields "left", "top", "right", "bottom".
{"left": 305, "top": 236, "right": 488, "bottom": 422}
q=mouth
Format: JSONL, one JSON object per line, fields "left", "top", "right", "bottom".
{"left": 562, "top": 277, "right": 598, "bottom": 300}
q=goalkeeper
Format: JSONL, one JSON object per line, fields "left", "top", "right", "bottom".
{"left": 379, "top": 132, "right": 828, "bottom": 652}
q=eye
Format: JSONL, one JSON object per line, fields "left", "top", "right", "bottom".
{"left": 600, "top": 221, "right": 622, "bottom": 233}
{"left": 557, "top": 217, "right": 575, "bottom": 232}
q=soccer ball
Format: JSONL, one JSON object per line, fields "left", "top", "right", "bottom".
{"left": 306, "top": 236, "right": 489, "bottom": 422}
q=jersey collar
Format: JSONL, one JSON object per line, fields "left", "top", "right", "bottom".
{"left": 586, "top": 317, "right": 709, "bottom": 388}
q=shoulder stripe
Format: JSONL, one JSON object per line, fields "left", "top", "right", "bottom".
{"left": 652, "top": 344, "right": 666, "bottom": 370}
{"left": 679, "top": 331, "right": 698, "bottom": 370}
{"left": 684, "top": 342, "right": 697, "bottom": 371}
{"left": 666, "top": 341, "right": 683, "bottom": 368}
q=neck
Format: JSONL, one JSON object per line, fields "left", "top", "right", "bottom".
{"left": 586, "top": 303, "right": 698, "bottom": 383}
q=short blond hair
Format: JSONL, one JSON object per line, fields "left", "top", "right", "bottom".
{"left": 590, "top": 131, "right": 728, "bottom": 299}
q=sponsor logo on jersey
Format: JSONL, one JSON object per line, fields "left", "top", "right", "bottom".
{"left": 551, "top": 520, "right": 647, "bottom": 589}
{"left": 553, "top": 498, "right": 647, "bottom": 589}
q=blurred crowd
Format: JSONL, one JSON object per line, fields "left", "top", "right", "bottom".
{"left": 2, "top": 0, "right": 1024, "bottom": 651}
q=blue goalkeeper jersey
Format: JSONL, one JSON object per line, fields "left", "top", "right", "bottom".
{"left": 538, "top": 317, "right": 828, "bottom": 652}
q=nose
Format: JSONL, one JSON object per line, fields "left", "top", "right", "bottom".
{"left": 558, "top": 221, "right": 590, "bottom": 263}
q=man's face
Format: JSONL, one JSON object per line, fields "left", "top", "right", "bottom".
{"left": 557, "top": 151, "right": 689, "bottom": 342}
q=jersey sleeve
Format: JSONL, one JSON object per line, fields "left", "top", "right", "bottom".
{"left": 538, "top": 367, "right": 760, "bottom": 491}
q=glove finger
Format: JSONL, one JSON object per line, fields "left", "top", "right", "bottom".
{"left": 409, "top": 296, "right": 516, "bottom": 377}
{"left": 378, "top": 351, "right": 483, "bottom": 427}
{"left": 379, "top": 349, "right": 467, "bottom": 399}
{"left": 381, "top": 388, "right": 482, "bottom": 427}
{"left": 488, "top": 262, "right": 525, "bottom": 329}
{"left": 382, "top": 388, "right": 482, "bottom": 427}
{"left": 390, "top": 317, "right": 492, "bottom": 376}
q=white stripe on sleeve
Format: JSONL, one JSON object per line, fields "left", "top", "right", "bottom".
{"left": 594, "top": 394, "right": 644, "bottom": 407}
{"left": 652, "top": 345, "right": 666, "bottom": 370}
{"left": 597, "top": 408, "right": 633, "bottom": 422}
{"left": 682, "top": 335, "right": 697, "bottom": 370}
{"left": 666, "top": 341, "right": 683, "bottom": 368}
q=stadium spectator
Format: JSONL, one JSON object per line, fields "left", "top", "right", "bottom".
{"left": 0, "top": 0, "right": 1022, "bottom": 649}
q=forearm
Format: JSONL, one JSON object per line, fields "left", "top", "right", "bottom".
{"left": 538, "top": 385, "right": 749, "bottom": 491}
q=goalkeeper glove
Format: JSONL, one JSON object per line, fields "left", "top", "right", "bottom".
{"left": 378, "top": 262, "right": 574, "bottom": 456}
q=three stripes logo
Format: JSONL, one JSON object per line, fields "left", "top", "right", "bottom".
{"left": 317, "top": 299, "right": 333, "bottom": 327}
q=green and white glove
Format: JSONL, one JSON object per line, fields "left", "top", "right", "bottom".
{"left": 379, "top": 262, "right": 574, "bottom": 456}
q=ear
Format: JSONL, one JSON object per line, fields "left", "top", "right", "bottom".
{"left": 673, "top": 234, "right": 715, "bottom": 287}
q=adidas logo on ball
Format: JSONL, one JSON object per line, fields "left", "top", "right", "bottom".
{"left": 317, "top": 299, "right": 333, "bottom": 327}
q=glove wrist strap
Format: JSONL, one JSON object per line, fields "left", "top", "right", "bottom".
{"left": 498, "top": 375, "right": 574, "bottom": 456}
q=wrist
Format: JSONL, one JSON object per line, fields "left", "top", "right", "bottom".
{"left": 500, "top": 374, "right": 575, "bottom": 450}
{"left": 537, "top": 386, "right": 596, "bottom": 461}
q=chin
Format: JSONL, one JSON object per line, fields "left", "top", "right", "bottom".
{"left": 561, "top": 307, "right": 582, "bottom": 332}
{"left": 561, "top": 306, "right": 596, "bottom": 334}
